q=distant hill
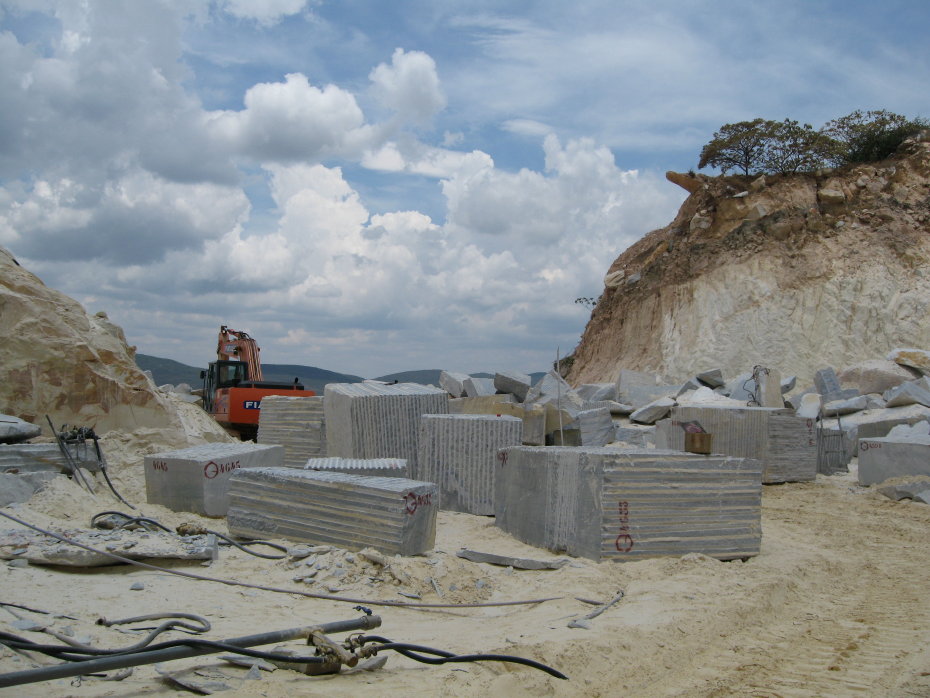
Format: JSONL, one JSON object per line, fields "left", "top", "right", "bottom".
{"left": 135, "top": 354, "right": 364, "bottom": 395}
{"left": 374, "top": 369, "right": 548, "bottom": 386}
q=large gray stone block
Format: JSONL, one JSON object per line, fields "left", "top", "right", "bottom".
{"left": 324, "top": 382, "right": 448, "bottom": 472}
{"left": 144, "top": 443, "right": 284, "bottom": 516}
{"left": 883, "top": 381, "right": 930, "bottom": 408}
{"left": 257, "top": 395, "right": 325, "bottom": 468}
{"left": 494, "top": 447, "right": 761, "bottom": 561}
{"left": 0, "top": 414, "right": 41, "bottom": 444}
{"left": 463, "top": 376, "right": 496, "bottom": 397}
{"left": 416, "top": 414, "right": 522, "bottom": 515}
{"left": 655, "top": 405, "right": 817, "bottom": 483}
{"left": 858, "top": 436, "right": 930, "bottom": 486}
{"left": 227, "top": 468, "right": 438, "bottom": 555}
{"left": 630, "top": 397, "right": 675, "bottom": 425}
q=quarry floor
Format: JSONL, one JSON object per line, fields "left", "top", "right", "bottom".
{"left": 2, "top": 460, "right": 930, "bottom": 697}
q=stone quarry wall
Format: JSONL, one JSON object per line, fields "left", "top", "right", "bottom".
{"left": 568, "top": 135, "right": 930, "bottom": 386}
{"left": 0, "top": 246, "right": 227, "bottom": 440}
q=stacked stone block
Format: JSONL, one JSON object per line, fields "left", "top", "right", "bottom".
{"left": 256, "top": 395, "right": 325, "bottom": 468}
{"left": 495, "top": 446, "right": 762, "bottom": 561}
{"left": 416, "top": 414, "right": 522, "bottom": 515}
{"left": 655, "top": 405, "right": 817, "bottom": 483}
{"left": 304, "top": 457, "right": 408, "bottom": 478}
{"left": 226, "top": 468, "right": 438, "bottom": 555}
{"left": 324, "top": 382, "right": 449, "bottom": 472}
{"left": 144, "top": 443, "right": 284, "bottom": 516}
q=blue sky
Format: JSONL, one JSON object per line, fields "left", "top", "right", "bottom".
{"left": 1, "top": 1, "right": 927, "bottom": 378}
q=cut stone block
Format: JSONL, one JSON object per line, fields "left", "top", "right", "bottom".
{"left": 144, "top": 443, "right": 284, "bottom": 516}
{"left": 756, "top": 368, "right": 784, "bottom": 408}
{"left": 304, "top": 457, "right": 408, "bottom": 478}
{"left": 655, "top": 405, "right": 817, "bottom": 483}
{"left": 324, "top": 382, "right": 449, "bottom": 473}
{"left": 256, "top": 395, "right": 325, "bottom": 468}
{"left": 781, "top": 376, "right": 797, "bottom": 394}
{"left": 630, "top": 397, "right": 675, "bottom": 424}
{"left": 447, "top": 396, "right": 545, "bottom": 446}
{"left": 463, "top": 376, "right": 496, "bottom": 397}
{"left": 227, "top": 468, "right": 438, "bottom": 555}
{"left": 0, "top": 442, "right": 99, "bottom": 474}
{"left": 525, "top": 371, "right": 585, "bottom": 412}
{"left": 858, "top": 436, "right": 930, "bottom": 486}
{"left": 494, "top": 371, "right": 532, "bottom": 402}
{"left": 494, "top": 446, "right": 761, "bottom": 561}
{"left": 439, "top": 371, "right": 470, "bottom": 397}
{"left": 725, "top": 373, "right": 753, "bottom": 402}
{"left": 416, "top": 414, "right": 522, "bottom": 515}
{"left": 614, "top": 425, "right": 654, "bottom": 447}
{"left": 575, "top": 407, "right": 614, "bottom": 447}
{"left": 814, "top": 367, "right": 843, "bottom": 397}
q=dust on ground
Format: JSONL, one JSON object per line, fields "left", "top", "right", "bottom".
{"left": 2, "top": 442, "right": 930, "bottom": 697}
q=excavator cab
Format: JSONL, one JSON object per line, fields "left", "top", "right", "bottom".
{"left": 201, "top": 360, "right": 249, "bottom": 413}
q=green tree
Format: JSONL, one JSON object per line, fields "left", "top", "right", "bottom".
{"left": 822, "top": 110, "right": 929, "bottom": 164}
{"left": 762, "top": 119, "right": 835, "bottom": 174}
{"left": 698, "top": 119, "right": 769, "bottom": 175}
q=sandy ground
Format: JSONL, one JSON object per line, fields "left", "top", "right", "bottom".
{"left": 2, "top": 435, "right": 930, "bottom": 697}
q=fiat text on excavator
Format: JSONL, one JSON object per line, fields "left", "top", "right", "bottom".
{"left": 201, "top": 326, "right": 314, "bottom": 439}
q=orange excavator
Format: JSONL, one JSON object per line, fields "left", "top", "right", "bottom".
{"left": 201, "top": 326, "right": 314, "bottom": 439}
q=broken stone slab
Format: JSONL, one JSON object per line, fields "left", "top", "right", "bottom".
{"left": 823, "top": 395, "right": 868, "bottom": 416}
{"left": 0, "top": 415, "right": 41, "bottom": 444}
{"left": 463, "top": 376, "right": 496, "bottom": 398}
{"left": 304, "top": 457, "right": 409, "bottom": 478}
{"left": 494, "top": 446, "right": 762, "bottom": 561}
{"left": 227, "top": 468, "right": 439, "bottom": 556}
{"left": 494, "top": 370, "right": 532, "bottom": 402}
{"left": 656, "top": 405, "right": 817, "bottom": 483}
{"left": 814, "top": 367, "right": 843, "bottom": 396}
{"left": 525, "top": 371, "right": 585, "bottom": 412}
{"left": 676, "top": 378, "right": 703, "bottom": 397}
{"left": 416, "top": 414, "right": 522, "bottom": 515}
{"left": 0, "top": 528, "right": 217, "bottom": 567}
{"left": 630, "top": 397, "right": 676, "bottom": 425}
{"left": 439, "top": 371, "right": 470, "bottom": 398}
{"left": 144, "top": 442, "right": 285, "bottom": 516}
{"left": 838, "top": 359, "right": 920, "bottom": 395}
{"left": 883, "top": 381, "right": 930, "bottom": 408}
{"left": 858, "top": 435, "right": 930, "bottom": 485}
{"left": 781, "top": 376, "right": 797, "bottom": 394}
{"left": 575, "top": 383, "right": 617, "bottom": 402}
{"left": 887, "top": 347, "right": 930, "bottom": 376}
{"left": 886, "top": 420, "right": 930, "bottom": 439}
{"left": 820, "top": 404, "right": 930, "bottom": 441}
{"left": 582, "top": 399, "right": 633, "bottom": 416}
{"left": 324, "top": 382, "right": 449, "bottom": 474}
{"left": 795, "top": 393, "right": 823, "bottom": 419}
{"left": 876, "top": 478, "right": 930, "bottom": 502}
{"left": 455, "top": 548, "right": 569, "bottom": 570}
{"left": 696, "top": 369, "right": 725, "bottom": 389}
{"left": 677, "top": 386, "right": 745, "bottom": 407}
{"left": 724, "top": 372, "right": 754, "bottom": 402}
{"left": 0, "top": 472, "right": 38, "bottom": 506}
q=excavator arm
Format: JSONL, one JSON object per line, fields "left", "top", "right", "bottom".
{"left": 217, "top": 325, "right": 263, "bottom": 382}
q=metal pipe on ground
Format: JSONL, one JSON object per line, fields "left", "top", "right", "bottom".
{"left": 0, "top": 615, "right": 381, "bottom": 688}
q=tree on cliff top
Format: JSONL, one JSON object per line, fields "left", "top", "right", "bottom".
{"left": 699, "top": 110, "right": 927, "bottom": 176}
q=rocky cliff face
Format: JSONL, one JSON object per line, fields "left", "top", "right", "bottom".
{"left": 567, "top": 133, "right": 930, "bottom": 386}
{"left": 0, "top": 246, "right": 227, "bottom": 441}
